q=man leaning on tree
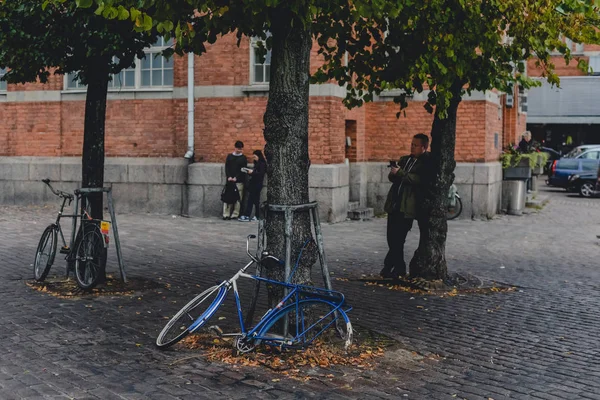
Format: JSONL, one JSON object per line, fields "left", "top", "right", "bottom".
{"left": 381, "top": 133, "right": 430, "bottom": 279}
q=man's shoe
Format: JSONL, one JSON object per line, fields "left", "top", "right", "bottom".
{"left": 250, "top": 216, "right": 258, "bottom": 221}
{"left": 223, "top": 216, "right": 230, "bottom": 220}
{"left": 391, "top": 268, "right": 406, "bottom": 280}
{"left": 238, "top": 216, "right": 249, "bottom": 221}
{"left": 380, "top": 268, "right": 394, "bottom": 279}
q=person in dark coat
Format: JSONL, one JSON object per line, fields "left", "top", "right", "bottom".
{"left": 381, "top": 133, "right": 430, "bottom": 279}
{"left": 238, "top": 150, "right": 267, "bottom": 221}
{"left": 222, "top": 140, "right": 248, "bottom": 220}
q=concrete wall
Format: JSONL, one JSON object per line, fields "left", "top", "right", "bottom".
{"left": 0, "top": 157, "right": 188, "bottom": 214}
{"left": 349, "top": 161, "right": 502, "bottom": 219}
{"left": 0, "top": 157, "right": 349, "bottom": 223}
{"left": 186, "top": 162, "right": 349, "bottom": 223}
{"left": 1, "top": 157, "right": 501, "bottom": 221}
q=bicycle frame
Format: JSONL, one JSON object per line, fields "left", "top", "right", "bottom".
{"left": 44, "top": 180, "right": 108, "bottom": 267}
{"left": 190, "top": 236, "right": 351, "bottom": 347}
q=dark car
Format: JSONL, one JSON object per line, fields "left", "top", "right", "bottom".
{"left": 567, "top": 162, "right": 600, "bottom": 198}
{"left": 567, "top": 170, "right": 598, "bottom": 197}
{"left": 541, "top": 147, "right": 562, "bottom": 175}
{"left": 548, "top": 158, "right": 600, "bottom": 190}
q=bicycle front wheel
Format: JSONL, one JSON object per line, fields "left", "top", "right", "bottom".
{"left": 74, "top": 226, "right": 106, "bottom": 290}
{"left": 156, "top": 284, "right": 228, "bottom": 349}
{"left": 33, "top": 225, "right": 57, "bottom": 281}
{"left": 446, "top": 196, "right": 463, "bottom": 220}
{"left": 257, "top": 300, "right": 353, "bottom": 350}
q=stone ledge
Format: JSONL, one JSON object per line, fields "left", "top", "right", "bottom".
{"left": 309, "top": 164, "right": 349, "bottom": 188}
{"left": 0, "top": 157, "right": 188, "bottom": 184}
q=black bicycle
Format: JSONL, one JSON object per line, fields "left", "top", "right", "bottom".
{"left": 446, "top": 184, "right": 463, "bottom": 220}
{"left": 33, "top": 179, "right": 109, "bottom": 290}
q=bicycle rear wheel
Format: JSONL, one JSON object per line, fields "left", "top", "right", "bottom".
{"left": 156, "top": 284, "right": 228, "bottom": 349}
{"left": 74, "top": 226, "right": 106, "bottom": 290}
{"left": 446, "top": 196, "right": 463, "bottom": 220}
{"left": 257, "top": 299, "right": 353, "bottom": 350}
{"left": 33, "top": 225, "right": 57, "bottom": 281}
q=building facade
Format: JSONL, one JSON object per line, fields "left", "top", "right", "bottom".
{"left": 0, "top": 35, "right": 525, "bottom": 221}
{"left": 527, "top": 43, "right": 600, "bottom": 150}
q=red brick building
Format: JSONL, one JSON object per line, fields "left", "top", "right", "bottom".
{"left": 0, "top": 35, "right": 525, "bottom": 221}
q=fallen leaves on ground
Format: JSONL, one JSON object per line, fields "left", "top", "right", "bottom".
{"left": 360, "top": 275, "right": 517, "bottom": 297}
{"left": 178, "top": 332, "right": 386, "bottom": 380}
{"left": 26, "top": 276, "right": 162, "bottom": 298}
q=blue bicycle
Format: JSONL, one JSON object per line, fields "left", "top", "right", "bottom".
{"left": 156, "top": 235, "right": 353, "bottom": 352}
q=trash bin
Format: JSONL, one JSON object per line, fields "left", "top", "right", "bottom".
{"left": 502, "top": 180, "right": 526, "bottom": 215}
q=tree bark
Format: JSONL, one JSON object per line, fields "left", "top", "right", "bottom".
{"left": 80, "top": 60, "right": 110, "bottom": 283}
{"left": 409, "top": 83, "right": 463, "bottom": 280}
{"left": 81, "top": 60, "right": 110, "bottom": 220}
{"left": 262, "top": 8, "right": 316, "bottom": 305}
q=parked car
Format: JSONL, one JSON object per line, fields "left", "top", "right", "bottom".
{"left": 567, "top": 170, "right": 599, "bottom": 197}
{"left": 546, "top": 146, "right": 600, "bottom": 185}
{"left": 562, "top": 144, "right": 600, "bottom": 159}
{"left": 541, "top": 147, "right": 562, "bottom": 175}
{"left": 547, "top": 158, "right": 600, "bottom": 189}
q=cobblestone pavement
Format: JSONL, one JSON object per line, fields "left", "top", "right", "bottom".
{"left": 1, "top": 185, "right": 600, "bottom": 399}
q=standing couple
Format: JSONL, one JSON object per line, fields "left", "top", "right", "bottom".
{"left": 222, "top": 140, "right": 267, "bottom": 221}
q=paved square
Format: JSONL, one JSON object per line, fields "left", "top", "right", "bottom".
{"left": 1, "top": 185, "right": 599, "bottom": 399}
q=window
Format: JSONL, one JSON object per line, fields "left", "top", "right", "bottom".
{"left": 0, "top": 68, "right": 7, "bottom": 91}
{"left": 581, "top": 151, "right": 600, "bottom": 160}
{"left": 589, "top": 56, "right": 600, "bottom": 76}
{"left": 141, "top": 37, "right": 173, "bottom": 87}
{"left": 250, "top": 35, "right": 271, "bottom": 84}
{"left": 65, "top": 37, "right": 174, "bottom": 90}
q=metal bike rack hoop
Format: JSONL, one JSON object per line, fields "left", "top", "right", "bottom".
{"left": 73, "top": 187, "right": 127, "bottom": 283}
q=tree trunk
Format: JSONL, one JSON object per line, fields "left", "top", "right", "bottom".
{"left": 409, "top": 83, "right": 463, "bottom": 280}
{"left": 80, "top": 60, "right": 110, "bottom": 283}
{"left": 81, "top": 60, "right": 110, "bottom": 220}
{"left": 262, "top": 8, "right": 316, "bottom": 305}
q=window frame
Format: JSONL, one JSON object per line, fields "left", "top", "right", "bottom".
{"left": 249, "top": 35, "right": 271, "bottom": 85}
{"left": 64, "top": 38, "right": 174, "bottom": 92}
{"left": 0, "top": 68, "right": 7, "bottom": 92}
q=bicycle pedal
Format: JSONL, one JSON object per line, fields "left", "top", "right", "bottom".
{"left": 59, "top": 246, "right": 70, "bottom": 254}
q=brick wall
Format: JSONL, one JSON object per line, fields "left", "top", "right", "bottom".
{"left": 527, "top": 56, "right": 588, "bottom": 77}
{"left": 502, "top": 85, "right": 527, "bottom": 149}
{"left": 0, "top": 34, "right": 509, "bottom": 167}
{"left": 363, "top": 100, "right": 500, "bottom": 163}
{"left": 0, "top": 102, "right": 62, "bottom": 156}
{"left": 485, "top": 101, "right": 503, "bottom": 162}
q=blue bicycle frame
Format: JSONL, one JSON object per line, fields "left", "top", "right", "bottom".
{"left": 182, "top": 235, "right": 353, "bottom": 350}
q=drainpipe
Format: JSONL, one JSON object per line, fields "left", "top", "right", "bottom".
{"left": 184, "top": 52, "right": 195, "bottom": 161}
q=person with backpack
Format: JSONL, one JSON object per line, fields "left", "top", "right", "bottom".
{"left": 222, "top": 140, "right": 248, "bottom": 220}
{"left": 238, "top": 150, "right": 267, "bottom": 221}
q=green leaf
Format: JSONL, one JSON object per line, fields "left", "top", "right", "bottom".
{"left": 130, "top": 7, "right": 141, "bottom": 22}
{"left": 75, "top": 0, "right": 93, "bottom": 8}
{"left": 142, "top": 14, "right": 153, "bottom": 31}
{"left": 117, "top": 6, "right": 129, "bottom": 21}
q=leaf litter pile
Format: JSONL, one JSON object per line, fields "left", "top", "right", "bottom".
{"left": 26, "top": 275, "right": 162, "bottom": 298}
{"left": 173, "top": 325, "right": 396, "bottom": 381}
{"left": 358, "top": 271, "right": 518, "bottom": 297}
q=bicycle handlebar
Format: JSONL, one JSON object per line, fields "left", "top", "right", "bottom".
{"left": 42, "top": 178, "right": 74, "bottom": 200}
{"left": 245, "top": 234, "right": 283, "bottom": 265}
{"left": 246, "top": 235, "right": 258, "bottom": 262}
